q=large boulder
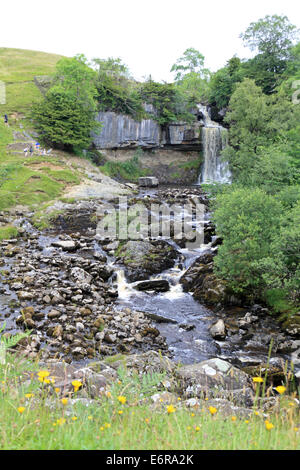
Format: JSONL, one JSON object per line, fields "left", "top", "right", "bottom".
{"left": 209, "top": 319, "right": 227, "bottom": 340}
{"left": 138, "top": 176, "right": 159, "bottom": 187}
{"left": 180, "top": 251, "right": 240, "bottom": 306}
{"left": 135, "top": 279, "right": 170, "bottom": 293}
{"left": 176, "top": 358, "right": 254, "bottom": 406}
{"left": 282, "top": 314, "right": 300, "bottom": 337}
{"left": 116, "top": 240, "right": 178, "bottom": 282}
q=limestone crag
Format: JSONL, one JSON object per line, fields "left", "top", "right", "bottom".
{"left": 92, "top": 111, "right": 202, "bottom": 150}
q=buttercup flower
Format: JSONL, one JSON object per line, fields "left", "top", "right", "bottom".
{"left": 118, "top": 395, "right": 127, "bottom": 405}
{"left": 209, "top": 406, "right": 217, "bottom": 415}
{"left": 56, "top": 418, "right": 66, "bottom": 426}
{"left": 275, "top": 386, "right": 286, "bottom": 395}
{"left": 265, "top": 420, "right": 274, "bottom": 431}
{"left": 17, "top": 407, "right": 25, "bottom": 414}
{"left": 72, "top": 380, "right": 82, "bottom": 392}
{"left": 253, "top": 377, "right": 263, "bottom": 383}
{"left": 167, "top": 405, "right": 176, "bottom": 414}
{"left": 61, "top": 398, "right": 68, "bottom": 405}
{"left": 37, "top": 370, "right": 50, "bottom": 383}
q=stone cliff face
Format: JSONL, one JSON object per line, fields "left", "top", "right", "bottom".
{"left": 92, "top": 112, "right": 161, "bottom": 149}
{"left": 92, "top": 112, "right": 202, "bottom": 151}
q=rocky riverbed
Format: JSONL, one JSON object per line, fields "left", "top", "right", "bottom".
{"left": 0, "top": 186, "right": 299, "bottom": 388}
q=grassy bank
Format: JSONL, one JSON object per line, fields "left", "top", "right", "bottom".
{"left": 0, "top": 48, "right": 63, "bottom": 115}
{"left": 0, "top": 118, "right": 83, "bottom": 211}
{"left": 0, "top": 352, "right": 299, "bottom": 450}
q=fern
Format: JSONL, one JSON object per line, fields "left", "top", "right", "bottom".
{"left": 115, "top": 365, "right": 166, "bottom": 399}
{"left": 0, "top": 322, "right": 31, "bottom": 364}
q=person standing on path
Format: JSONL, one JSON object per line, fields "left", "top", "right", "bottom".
{"left": 35, "top": 142, "right": 40, "bottom": 154}
{"left": 4, "top": 114, "right": 8, "bottom": 126}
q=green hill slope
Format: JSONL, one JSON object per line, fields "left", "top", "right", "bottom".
{"left": 0, "top": 48, "right": 63, "bottom": 115}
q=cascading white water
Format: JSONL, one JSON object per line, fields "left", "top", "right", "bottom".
{"left": 197, "top": 105, "right": 231, "bottom": 184}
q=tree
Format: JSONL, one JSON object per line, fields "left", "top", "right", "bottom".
{"left": 209, "top": 56, "right": 245, "bottom": 109}
{"left": 139, "top": 80, "right": 180, "bottom": 126}
{"left": 32, "top": 86, "right": 99, "bottom": 151}
{"left": 93, "top": 57, "right": 144, "bottom": 119}
{"left": 247, "top": 146, "right": 295, "bottom": 193}
{"left": 240, "top": 15, "right": 299, "bottom": 93}
{"left": 223, "top": 79, "right": 271, "bottom": 181}
{"left": 213, "top": 187, "right": 283, "bottom": 296}
{"left": 32, "top": 56, "right": 99, "bottom": 151}
{"left": 54, "top": 55, "right": 97, "bottom": 102}
{"left": 170, "top": 48, "right": 210, "bottom": 81}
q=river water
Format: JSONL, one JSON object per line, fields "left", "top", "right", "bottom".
{"left": 0, "top": 185, "right": 298, "bottom": 372}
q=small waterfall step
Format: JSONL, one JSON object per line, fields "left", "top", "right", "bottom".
{"left": 197, "top": 104, "right": 231, "bottom": 184}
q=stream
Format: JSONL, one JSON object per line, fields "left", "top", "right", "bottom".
{"left": 0, "top": 184, "right": 299, "bottom": 373}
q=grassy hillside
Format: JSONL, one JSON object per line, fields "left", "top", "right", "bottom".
{"left": 0, "top": 48, "right": 91, "bottom": 228}
{"left": 0, "top": 48, "right": 63, "bottom": 115}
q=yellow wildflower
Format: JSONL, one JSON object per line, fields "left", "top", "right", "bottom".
{"left": 117, "top": 395, "right": 127, "bottom": 405}
{"left": 195, "top": 426, "right": 201, "bottom": 432}
{"left": 118, "top": 410, "right": 123, "bottom": 415}
{"left": 104, "top": 422, "right": 111, "bottom": 428}
{"left": 265, "top": 420, "right": 274, "bottom": 431}
{"left": 37, "top": 370, "right": 50, "bottom": 382}
{"left": 72, "top": 380, "right": 82, "bottom": 392}
{"left": 71, "top": 416, "right": 78, "bottom": 421}
{"left": 294, "top": 427, "right": 299, "bottom": 432}
{"left": 253, "top": 377, "right": 263, "bottom": 383}
{"left": 61, "top": 398, "right": 68, "bottom": 406}
{"left": 25, "top": 393, "right": 34, "bottom": 399}
{"left": 55, "top": 388, "right": 60, "bottom": 393}
{"left": 275, "top": 386, "right": 286, "bottom": 395}
{"left": 209, "top": 406, "right": 217, "bottom": 415}
{"left": 231, "top": 416, "right": 237, "bottom": 422}
{"left": 167, "top": 405, "right": 176, "bottom": 414}
{"left": 17, "top": 407, "right": 25, "bottom": 414}
{"left": 56, "top": 418, "right": 66, "bottom": 426}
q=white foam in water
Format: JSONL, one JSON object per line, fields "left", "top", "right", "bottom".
{"left": 197, "top": 104, "right": 232, "bottom": 184}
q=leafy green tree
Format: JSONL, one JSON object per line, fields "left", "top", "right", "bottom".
{"left": 139, "top": 80, "right": 180, "bottom": 126}
{"left": 32, "top": 86, "right": 99, "bottom": 150}
{"left": 93, "top": 57, "right": 144, "bottom": 119}
{"left": 171, "top": 48, "right": 210, "bottom": 81}
{"left": 32, "top": 56, "right": 99, "bottom": 150}
{"left": 213, "top": 187, "right": 283, "bottom": 296}
{"left": 53, "top": 55, "right": 98, "bottom": 106}
{"left": 209, "top": 57, "right": 245, "bottom": 109}
{"left": 175, "top": 72, "right": 210, "bottom": 109}
{"left": 223, "top": 79, "right": 270, "bottom": 181}
{"left": 247, "top": 146, "right": 296, "bottom": 193}
{"left": 240, "top": 15, "right": 299, "bottom": 93}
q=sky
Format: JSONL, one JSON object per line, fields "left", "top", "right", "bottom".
{"left": 1, "top": 0, "right": 300, "bottom": 82}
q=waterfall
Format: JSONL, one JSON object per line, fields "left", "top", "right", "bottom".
{"left": 197, "top": 105, "right": 231, "bottom": 184}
